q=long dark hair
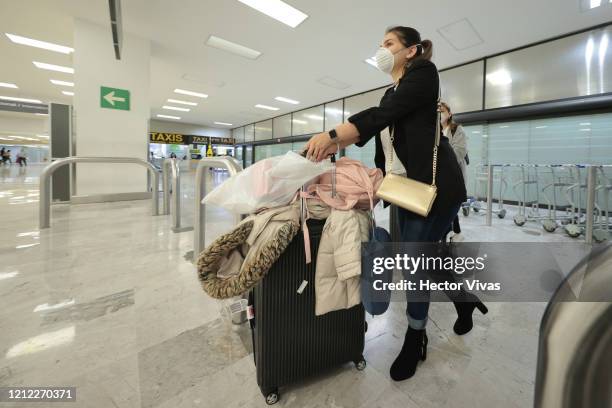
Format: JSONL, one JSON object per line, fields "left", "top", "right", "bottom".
{"left": 385, "top": 26, "right": 433, "bottom": 76}
{"left": 440, "top": 101, "right": 459, "bottom": 136}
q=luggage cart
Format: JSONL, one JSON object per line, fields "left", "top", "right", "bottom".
{"left": 540, "top": 165, "right": 575, "bottom": 233}
{"left": 512, "top": 164, "right": 545, "bottom": 226}
{"left": 592, "top": 165, "right": 611, "bottom": 242}
{"left": 563, "top": 165, "right": 587, "bottom": 238}
{"left": 465, "top": 164, "right": 507, "bottom": 219}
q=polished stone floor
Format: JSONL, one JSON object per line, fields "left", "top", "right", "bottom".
{"left": 0, "top": 163, "right": 585, "bottom": 408}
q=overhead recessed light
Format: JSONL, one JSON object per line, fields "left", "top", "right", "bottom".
{"left": 486, "top": 70, "right": 512, "bottom": 85}
{"left": 499, "top": 125, "right": 510, "bottom": 128}
{"left": 580, "top": 128, "right": 592, "bottom": 131}
{"left": 162, "top": 105, "right": 190, "bottom": 112}
{"left": 157, "top": 114, "right": 181, "bottom": 120}
{"left": 236, "top": 0, "right": 308, "bottom": 28}
{"left": 167, "top": 98, "right": 197, "bottom": 106}
{"left": 0, "top": 82, "right": 18, "bottom": 89}
{"left": 33, "top": 61, "right": 74, "bottom": 74}
{"left": 0, "top": 95, "right": 42, "bottom": 103}
{"left": 292, "top": 119, "right": 307, "bottom": 124}
{"left": 365, "top": 57, "right": 377, "bottom": 67}
{"left": 472, "top": 130, "right": 481, "bottom": 134}
{"left": 205, "top": 35, "right": 262, "bottom": 59}
{"left": 62, "top": 91, "right": 74, "bottom": 96}
{"left": 590, "top": 0, "right": 601, "bottom": 8}
{"left": 174, "top": 88, "right": 208, "bottom": 98}
{"left": 255, "top": 104, "right": 279, "bottom": 111}
{"left": 535, "top": 125, "right": 547, "bottom": 129}
{"left": 214, "top": 121, "right": 233, "bottom": 126}
{"left": 275, "top": 96, "right": 300, "bottom": 104}
{"left": 6, "top": 33, "right": 74, "bottom": 54}
{"left": 50, "top": 79, "right": 74, "bottom": 87}
{"left": 579, "top": 122, "right": 591, "bottom": 126}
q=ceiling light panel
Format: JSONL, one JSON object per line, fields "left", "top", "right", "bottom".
{"left": 255, "top": 104, "right": 279, "bottom": 111}
{"left": 33, "top": 61, "right": 74, "bottom": 74}
{"left": 214, "top": 122, "right": 233, "bottom": 126}
{"left": 0, "top": 95, "right": 42, "bottom": 103}
{"left": 0, "top": 82, "right": 18, "bottom": 89}
{"left": 275, "top": 96, "right": 300, "bottom": 104}
{"left": 50, "top": 79, "right": 74, "bottom": 87}
{"left": 6, "top": 33, "right": 74, "bottom": 54}
{"left": 167, "top": 99, "right": 197, "bottom": 106}
{"left": 206, "top": 35, "right": 262, "bottom": 59}
{"left": 157, "top": 114, "right": 181, "bottom": 120}
{"left": 162, "top": 105, "right": 190, "bottom": 112}
{"left": 236, "top": 0, "right": 308, "bottom": 28}
{"left": 62, "top": 91, "right": 74, "bottom": 96}
{"left": 174, "top": 88, "right": 208, "bottom": 98}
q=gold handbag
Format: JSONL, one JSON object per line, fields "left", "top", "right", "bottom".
{"left": 375, "top": 86, "right": 441, "bottom": 217}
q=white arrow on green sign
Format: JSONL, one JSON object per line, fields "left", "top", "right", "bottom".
{"left": 100, "top": 86, "right": 130, "bottom": 110}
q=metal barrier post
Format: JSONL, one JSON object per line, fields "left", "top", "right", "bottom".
{"left": 585, "top": 165, "right": 597, "bottom": 244}
{"left": 193, "top": 157, "right": 243, "bottom": 259}
{"left": 170, "top": 159, "right": 184, "bottom": 232}
{"left": 39, "top": 156, "right": 159, "bottom": 229}
{"left": 486, "top": 164, "right": 494, "bottom": 226}
{"left": 161, "top": 159, "right": 172, "bottom": 215}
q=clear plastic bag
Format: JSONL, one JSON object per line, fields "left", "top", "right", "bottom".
{"left": 203, "top": 151, "right": 333, "bottom": 214}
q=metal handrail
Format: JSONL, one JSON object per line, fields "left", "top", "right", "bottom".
{"left": 193, "top": 157, "right": 243, "bottom": 258}
{"left": 39, "top": 156, "right": 160, "bottom": 229}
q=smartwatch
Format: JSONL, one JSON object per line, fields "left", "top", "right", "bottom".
{"left": 328, "top": 129, "right": 338, "bottom": 141}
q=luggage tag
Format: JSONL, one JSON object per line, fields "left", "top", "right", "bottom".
{"left": 296, "top": 280, "right": 308, "bottom": 294}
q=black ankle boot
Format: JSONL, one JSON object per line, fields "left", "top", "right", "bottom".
{"left": 453, "top": 294, "right": 488, "bottom": 335}
{"left": 390, "top": 327, "right": 428, "bottom": 381}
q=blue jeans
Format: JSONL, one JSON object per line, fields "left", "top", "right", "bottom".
{"left": 396, "top": 204, "right": 461, "bottom": 329}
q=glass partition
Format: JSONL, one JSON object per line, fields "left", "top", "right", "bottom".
{"left": 245, "top": 124, "right": 255, "bottom": 143}
{"left": 255, "top": 119, "right": 273, "bottom": 141}
{"left": 273, "top": 114, "right": 292, "bottom": 139}
{"left": 440, "top": 61, "right": 484, "bottom": 113}
{"left": 324, "top": 100, "right": 344, "bottom": 131}
{"left": 232, "top": 127, "right": 245, "bottom": 144}
{"left": 343, "top": 88, "right": 387, "bottom": 121}
{"left": 486, "top": 24, "right": 612, "bottom": 109}
{"left": 254, "top": 142, "right": 294, "bottom": 162}
{"left": 292, "top": 105, "right": 324, "bottom": 136}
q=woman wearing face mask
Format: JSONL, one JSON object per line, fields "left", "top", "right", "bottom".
{"left": 440, "top": 102, "right": 468, "bottom": 240}
{"left": 305, "top": 26, "right": 486, "bottom": 381}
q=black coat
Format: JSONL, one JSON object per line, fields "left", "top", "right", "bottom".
{"left": 347, "top": 59, "right": 467, "bottom": 215}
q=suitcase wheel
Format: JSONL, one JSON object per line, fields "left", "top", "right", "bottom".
{"left": 264, "top": 389, "right": 279, "bottom": 405}
{"left": 354, "top": 356, "right": 367, "bottom": 371}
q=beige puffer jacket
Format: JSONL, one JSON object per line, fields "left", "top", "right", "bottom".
{"left": 315, "top": 208, "right": 370, "bottom": 316}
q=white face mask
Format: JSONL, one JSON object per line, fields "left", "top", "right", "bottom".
{"left": 375, "top": 47, "right": 405, "bottom": 74}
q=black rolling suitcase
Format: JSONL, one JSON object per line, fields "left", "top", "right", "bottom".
{"left": 248, "top": 218, "right": 366, "bottom": 405}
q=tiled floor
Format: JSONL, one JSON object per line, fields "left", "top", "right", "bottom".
{"left": 0, "top": 163, "right": 585, "bottom": 407}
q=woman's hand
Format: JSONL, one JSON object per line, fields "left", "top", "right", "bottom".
{"left": 304, "top": 132, "right": 337, "bottom": 162}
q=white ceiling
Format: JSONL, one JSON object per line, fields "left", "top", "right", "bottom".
{"left": 1, "top": 0, "right": 611, "bottom": 129}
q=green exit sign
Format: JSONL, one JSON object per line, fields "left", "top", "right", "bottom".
{"left": 100, "top": 86, "right": 130, "bottom": 110}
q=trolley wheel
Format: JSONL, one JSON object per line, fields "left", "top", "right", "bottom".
{"left": 565, "top": 224, "right": 582, "bottom": 238}
{"left": 542, "top": 220, "right": 557, "bottom": 233}
{"left": 498, "top": 209, "right": 507, "bottom": 219}
{"left": 355, "top": 356, "right": 367, "bottom": 371}
{"left": 593, "top": 229, "right": 609, "bottom": 243}
{"left": 462, "top": 206, "right": 470, "bottom": 217}
{"left": 264, "top": 389, "right": 279, "bottom": 405}
{"left": 514, "top": 215, "right": 526, "bottom": 226}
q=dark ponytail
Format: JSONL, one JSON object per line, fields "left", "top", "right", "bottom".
{"left": 385, "top": 26, "right": 433, "bottom": 74}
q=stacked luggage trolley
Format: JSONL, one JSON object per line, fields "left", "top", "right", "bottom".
{"left": 477, "top": 163, "right": 611, "bottom": 243}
